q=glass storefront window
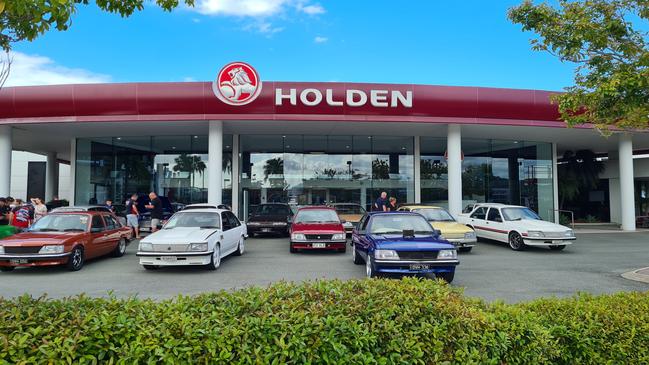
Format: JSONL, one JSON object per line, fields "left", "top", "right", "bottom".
{"left": 75, "top": 135, "right": 232, "bottom": 207}
{"left": 421, "top": 137, "right": 448, "bottom": 207}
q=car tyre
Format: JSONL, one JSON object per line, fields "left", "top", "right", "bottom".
{"left": 206, "top": 245, "right": 221, "bottom": 271}
{"left": 352, "top": 246, "right": 363, "bottom": 265}
{"left": 437, "top": 271, "right": 455, "bottom": 283}
{"left": 234, "top": 236, "right": 245, "bottom": 256}
{"left": 366, "top": 255, "right": 377, "bottom": 278}
{"left": 143, "top": 265, "right": 159, "bottom": 270}
{"left": 508, "top": 232, "right": 526, "bottom": 251}
{"left": 458, "top": 246, "right": 473, "bottom": 253}
{"left": 0, "top": 267, "right": 15, "bottom": 272}
{"left": 549, "top": 245, "right": 566, "bottom": 251}
{"left": 66, "top": 246, "right": 85, "bottom": 271}
{"left": 112, "top": 238, "right": 127, "bottom": 257}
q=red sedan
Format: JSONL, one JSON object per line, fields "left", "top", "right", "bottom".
{"left": 289, "top": 206, "right": 347, "bottom": 253}
{"left": 0, "top": 211, "right": 133, "bottom": 272}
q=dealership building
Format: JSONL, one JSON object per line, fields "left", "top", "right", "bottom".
{"left": 0, "top": 62, "right": 647, "bottom": 230}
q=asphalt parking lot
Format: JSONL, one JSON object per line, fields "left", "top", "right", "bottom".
{"left": 1, "top": 232, "right": 648, "bottom": 302}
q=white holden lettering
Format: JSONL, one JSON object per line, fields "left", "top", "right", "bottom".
{"left": 300, "top": 88, "right": 323, "bottom": 106}
{"left": 275, "top": 88, "right": 297, "bottom": 106}
{"left": 391, "top": 90, "right": 412, "bottom": 108}
{"left": 273, "top": 88, "right": 413, "bottom": 108}
{"left": 326, "top": 89, "right": 343, "bottom": 106}
{"left": 370, "top": 90, "right": 389, "bottom": 107}
{"left": 346, "top": 89, "right": 368, "bottom": 107}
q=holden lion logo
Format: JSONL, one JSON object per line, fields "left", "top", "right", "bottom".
{"left": 212, "top": 62, "right": 262, "bottom": 106}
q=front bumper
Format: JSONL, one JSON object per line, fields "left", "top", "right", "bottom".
{"left": 136, "top": 251, "right": 214, "bottom": 266}
{"left": 523, "top": 237, "right": 576, "bottom": 246}
{"left": 0, "top": 253, "right": 71, "bottom": 267}
{"left": 248, "top": 225, "right": 288, "bottom": 235}
{"left": 445, "top": 237, "right": 477, "bottom": 248}
{"left": 291, "top": 241, "right": 347, "bottom": 250}
{"left": 374, "top": 259, "right": 459, "bottom": 274}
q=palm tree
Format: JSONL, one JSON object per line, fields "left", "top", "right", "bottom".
{"left": 372, "top": 159, "right": 390, "bottom": 180}
{"left": 263, "top": 157, "right": 284, "bottom": 181}
{"left": 174, "top": 154, "right": 207, "bottom": 188}
{"left": 558, "top": 150, "right": 605, "bottom": 209}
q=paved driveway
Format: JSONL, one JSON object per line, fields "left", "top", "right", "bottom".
{"left": 1, "top": 232, "right": 648, "bottom": 302}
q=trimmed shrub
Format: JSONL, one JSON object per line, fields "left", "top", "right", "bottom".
{"left": 0, "top": 278, "right": 647, "bottom": 364}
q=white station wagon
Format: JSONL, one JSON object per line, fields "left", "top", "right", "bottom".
{"left": 136, "top": 206, "right": 247, "bottom": 270}
{"left": 456, "top": 203, "right": 576, "bottom": 251}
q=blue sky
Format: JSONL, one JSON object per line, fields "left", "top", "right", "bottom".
{"left": 8, "top": 0, "right": 576, "bottom": 91}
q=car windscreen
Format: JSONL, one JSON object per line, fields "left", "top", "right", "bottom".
{"left": 333, "top": 205, "right": 365, "bottom": 215}
{"left": 294, "top": 209, "right": 340, "bottom": 223}
{"left": 413, "top": 208, "right": 455, "bottom": 222}
{"left": 29, "top": 214, "right": 89, "bottom": 232}
{"left": 164, "top": 212, "right": 220, "bottom": 229}
{"left": 255, "top": 205, "right": 291, "bottom": 216}
{"left": 369, "top": 215, "right": 433, "bottom": 235}
{"left": 501, "top": 208, "right": 541, "bottom": 221}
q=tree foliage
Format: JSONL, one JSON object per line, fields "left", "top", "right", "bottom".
{"left": 557, "top": 149, "right": 605, "bottom": 208}
{"left": 0, "top": 0, "right": 194, "bottom": 51}
{"left": 508, "top": 0, "right": 649, "bottom": 131}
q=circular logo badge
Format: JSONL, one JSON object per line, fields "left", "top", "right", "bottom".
{"left": 212, "top": 62, "right": 262, "bottom": 106}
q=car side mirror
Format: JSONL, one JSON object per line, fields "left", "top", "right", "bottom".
{"left": 340, "top": 219, "right": 346, "bottom": 224}
{"left": 433, "top": 229, "right": 442, "bottom": 237}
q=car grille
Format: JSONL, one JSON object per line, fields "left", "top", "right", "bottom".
{"left": 4, "top": 246, "right": 42, "bottom": 254}
{"left": 397, "top": 251, "right": 438, "bottom": 260}
{"left": 152, "top": 244, "right": 188, "bottom": 253}
{"left": 305, "top": 234, "right": 333, "bottom": 240}
{"left": 443, "top": 233, "right": 465, "bottom": 239}
{"left": 542, "top": 232, "right": 569, "bottom": 238}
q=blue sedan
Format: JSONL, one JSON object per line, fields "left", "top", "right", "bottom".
{"left": 351, "top": 212, "right": 459, "bottom": 282}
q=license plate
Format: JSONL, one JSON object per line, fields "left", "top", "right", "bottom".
{"left": 261, "top": 228, "right": 272, "bottom": 232}
{"left": 10, "top": 259, "right": 28, "bottom": 264}
{"left": 312, "top": 243, "right": 326, "bottom": 248}
{"left": 409, "top": 264, "right": 430, "bottom": 270}
{"left": 161, "top": 256, "right": 176, "bottom": 262}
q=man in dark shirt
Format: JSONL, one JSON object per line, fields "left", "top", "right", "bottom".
{"left": 0, "top": 198, "right": 10, "bottom": 225}
{"left": 373, "top": 192, "right": 388, "bottom": 212}
{"left": 145, "top": 192, "right": 163, "bottom": 232}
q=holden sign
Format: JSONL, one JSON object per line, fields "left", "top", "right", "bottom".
{"left": 213, "top": 62, "right": 412, "bottom": 108}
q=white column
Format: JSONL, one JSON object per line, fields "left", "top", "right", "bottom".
{"left": 45, "top": 152, "right": 59, "bottom": 201}
{"left": 414, "top": 136, "right": 421, "bottom": 204}
{"left": 0, "top": 126, "right": 11, "bottom": 197}
{"left": 231, "top": 134, "right": 240, "bottom": 216}
{"left": 619, "top": 133, "right": 635, "bottom": 231}
{"left": 552, "top": 143, "right": 559, "bottom": 224}
{"left": 447, "top": 124, "right": 462, "bottom": 217}
{"left": 69, "top": 138, "right": 76, "bottom": 204}
{"left": 208, "top": 120, "right": 223, "bottom": 205}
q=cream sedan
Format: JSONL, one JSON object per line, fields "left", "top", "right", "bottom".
{"left": 136, "top": 208, "right": 246, "bottom": 270}
{"left": 457, "top": 203, "right": 576, "bottom": 251}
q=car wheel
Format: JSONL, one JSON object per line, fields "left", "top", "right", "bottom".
{"left": 437, "top": 271, "right": 455, "bottom": 283}
{"left": 366, "top": 255, "right": 377, "bottom": 278}
{"left": 0, "top": 267, "right": 15, "bottom": 272}
{"left": 458, "top": 246, "right": 473, "bottom": 253}
{"left": 143, "top": 265, "right": 159, "bottom": 270}
{"left": 508, "top": 232, "right": 525, "bottom": 251}
{"left": 234, "top": 236, "right": 245, "bottom": 256}
{"left": 112, "top": 238, "right": 127, "bottom": 257}
{"left": 352, "top": 246, "right": 363, "bottom": 265}
{"left": 66, "top": 246, "right": 85, "bottom": 271}
{"left": 549, "top": 245, "right": 566, "bottom": 251}
{"left": 206, "top": 244, "right": 221, "bottom": 271}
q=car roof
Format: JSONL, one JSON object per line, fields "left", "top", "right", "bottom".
{"left": 52, "top": 205, "right": 108, "bottom": 211}
{"left": 400, "top": 205, "right": 444, "bottom": 210}
{"left": 367, "top": 211, "right": 420, "bottom": 216}
{"left": 330, "top": 203, "right": 362, "bottom": 206}
{"left": 174, "top": 208, "right": 227, "bottom": 214}
{"left": 474, "top": 203, "right": 521, "bottom": 208}
{"left": 297, "top": 206, "right": 335, "bottom": 211}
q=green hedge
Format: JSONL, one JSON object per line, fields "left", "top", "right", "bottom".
{"left": 1, "top": 279, "right": 648, "bottom": 364}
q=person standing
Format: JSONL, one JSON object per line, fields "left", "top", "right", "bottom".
{"left": 104, "top": 199, "right": 115, "bottom": 213}
{"left": 32, "top": 198, "right": 48, "bottom": 222}
{"left": 0, "top": 198, "right": 11, "bottom": 226}
{"left": 387, "top": 197, "right": 398, "bottom": 211}
{"left": 145, "top": 192, "right": 163, "bottom": 233}
{"left": 125, "top": 194, "right": 141, "bottom": 239}
{"left": 373, "top": 192, "right": 388, "bottom": 212}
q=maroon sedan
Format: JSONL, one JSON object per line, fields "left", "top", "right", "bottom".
{"left": 289, "top": 206, "right": 347, "bottom": 253}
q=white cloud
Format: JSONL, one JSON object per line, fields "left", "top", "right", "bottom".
{"left": 194, "top": 0, "right": 324, "bottom": 17}
{"left": 298, "top": 3, "right": 325, "bottom": 15}
{"left": 183, "top": 76, "right": 196, "bottom": 82}
{"left": 314, "top": 36, "right": 328, "bottom": 43}
{"left": 4, "top": 52, "right": 111, "bottom": 87}
{"left": 191, "top": 18, "right": 201, "bottom": 23}
{"left": 243, "top": 21, "right": 284, "bottom": 35}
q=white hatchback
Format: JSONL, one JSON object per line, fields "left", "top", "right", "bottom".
{"left": 456, "top": 203, "right": 576, "bottom": 251}
{"left": 136, "top": 208, "right": 247, "bottom": 270}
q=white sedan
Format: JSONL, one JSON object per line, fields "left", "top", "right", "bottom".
{"left": 136, "top": 207, "right": 246, "bottom": 270}
{"left": 456, "top": 203, "right": 576, "bottom": 251}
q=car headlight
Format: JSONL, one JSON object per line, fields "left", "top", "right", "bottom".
{"left": 189, "top": 242, "right": 208, "bottom": 251}
{"left": 564, "top": 230, "right": 574, "bottom": 237}
{"left": 437, "top": 249, "right": 457, "bottom": 259}
{"left": 374, "top": 249, "right": 399, "bottom": 260}
{"left": 527, "top": 230, "right": 545, "bottom": 238}
{"left": 247, "top": 222, "right": 261, "bottom": 226}
{"left": 291, "top": 233, "right": 306, "bottom": 241}
{"left": 464, "top": 231, "right": 476, "bottom": 239}
{"left": 332, "top": 233, "right": 346, "bottom": 240}
{"left": 138, "top": 242, "right": 153, "bottom": 251}
{"left": 39, "top": 245, "right": 64, "bottom": 254}
{"left": 0, "top": 246, "right": 4, "bottom": 254}
{"left": 272, "top": 222, "right": 287, "bottom": 226}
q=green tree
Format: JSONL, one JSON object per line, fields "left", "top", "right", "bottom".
{"left": 173, "top": 154, "right": 206, "bottom": 188}
{"left": 421, "top": 159, "right": 448, "bottom": 180}
{"left": 263, "top": 157, "right": 284, "bottom": 182}
{"left": 508, "top": 0, "right": 649, "bottom": 131}
{"left": 371, "top": 159, "right": 390, "bottom": 180}
{"left": 557, "top": 149, "right": 605, "bottom": 208}
{"left": 0, "top": 0, "right": 194, "bottom": 51}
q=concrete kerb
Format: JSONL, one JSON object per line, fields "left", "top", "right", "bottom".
{"left": 621, "top": 267, "right": 649, "bottom": 284}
